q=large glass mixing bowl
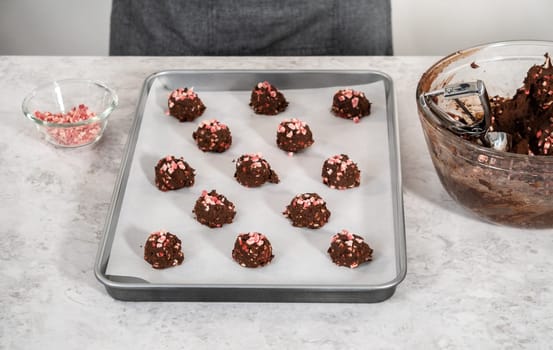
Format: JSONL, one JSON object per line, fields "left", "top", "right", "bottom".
{"left": 416, "top": 41, "right": 553, "bottom": 228}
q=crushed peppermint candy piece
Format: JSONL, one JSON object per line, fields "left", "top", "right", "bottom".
{"left": 34, "top": 104, "right": 103, "bottom": 146}
{"left": 169, "top": 87, "right": 198, "bottom": 101}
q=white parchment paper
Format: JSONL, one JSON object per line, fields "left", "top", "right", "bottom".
{"left": 105, "top": 78, "right": 398, "bottom": 286}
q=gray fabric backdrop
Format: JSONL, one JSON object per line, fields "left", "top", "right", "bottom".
{"left": 110, "top": 0, "right": 392, "bottom": 55}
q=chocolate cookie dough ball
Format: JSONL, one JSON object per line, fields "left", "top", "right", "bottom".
{"left": 192, "top": 119, "right": 232, "bottom": 152}
{"left": 232, "top": 232, "right": 274, "bottom": 268}
{"left": 331, "top": 89, "right": 371, "bottom": 122}
{"left": 234, "top": 153, "right": 279, "bottom": 188}
{"left": 283, "top": 193, "right": 331, "bottom": 229}
{"left": 168, "top": 87, "right": 206, "bottom": 122}
{"left": 321, "top": 154, "right": 361, "bottom": 190}
{"left": 193, "top": 190, "right": 236, "bottom": 228}
{"left": 327, "top": 229, "right": 373, "bottom": 269}
{"left": 276, "top": 118, "right": 314, "bottom": 153}
{"left": 144, "top": 230, "right": 184, "bottom": 269}
{"left": 155, "top": 155, "right": 195, "bottom": 191}
{"left": 249, "top": 81, "right": 288, "bottom": 115}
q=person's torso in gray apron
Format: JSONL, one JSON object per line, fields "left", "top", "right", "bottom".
{"left": 110, "top": 0, "right": 392, "bottom": 55}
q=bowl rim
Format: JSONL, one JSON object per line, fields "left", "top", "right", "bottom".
{"left": 416, "top": 39, "right": 553, "bottom": 162}
{"left": 21, "top": 78, "right": 119, "bottom": 128}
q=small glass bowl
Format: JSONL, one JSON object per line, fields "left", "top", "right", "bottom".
{"left": 22, "top": 79, "right": 118, "bottom": 148}
{"left": 416, "top": 40, "right": 553, "bottom": 228}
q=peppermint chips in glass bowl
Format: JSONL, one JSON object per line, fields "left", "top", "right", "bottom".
{"left": 22, "top": 79, "right": 118, "bottom": 147}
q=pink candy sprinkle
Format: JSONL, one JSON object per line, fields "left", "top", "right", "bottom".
{"left": 160, "top": 156, "right": 187, "bottom": 175}
{"left": 236, "top": 152, "right": 268, "bottom": 170}
{"left": 239, "top": 153, "right": 262, "bottom": 163}
{"left": 245, "top": 232, "right": 265, "bottom": 246}
{"left": 279, "top": 118, "right": 308, "bottom": 135}
{"left": 201, "top": 190, "right": 224, "bottom": 205}
{"left": 34, "top": 104, "right": 95, "bottom": 123}
{"left": 257, "top": 81, "right": 272, "bottom": 90}
{"left": 148, "top": 230, "right": 168, "bottom": 242}
{"left": 199, "top": 119, "right": 227, "bottom": 131}
{"left": 256, "top": 81, "right": 280, "bottom": 99}
{"left": 340, "top": 229, "right": 355, "bottom": 241}
{"left": 34, "top": 104, "right": 101, "bottom": 146}
{"left": 170, "top": 87, "right": 197, "bottom": 101}
{"left": 331, "top": 229, "right": 359, "bottom": 243}
{"left": 337, "top": 89, "right": 364, "bottom": 100}
{"left": 327, "top": 154, "right": 344, "bottom": 165}
{"left": 294, "top": 193, "right": 325, "bottom": 208}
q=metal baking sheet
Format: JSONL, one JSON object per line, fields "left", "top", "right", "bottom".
{"left": 95, "top": 70, "right": 406, "bottom": 302}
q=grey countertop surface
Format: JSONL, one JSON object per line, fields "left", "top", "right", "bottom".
{"left": 1, "top": 56, "right": 552, "bottom": 349}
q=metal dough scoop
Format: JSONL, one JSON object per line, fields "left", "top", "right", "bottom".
{"left": 419, "top": 80, "right": 511, "bottom": 152}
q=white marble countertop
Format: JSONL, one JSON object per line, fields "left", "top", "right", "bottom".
{"left": 1, "top": 56, "right": 552, "bottom": 349}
